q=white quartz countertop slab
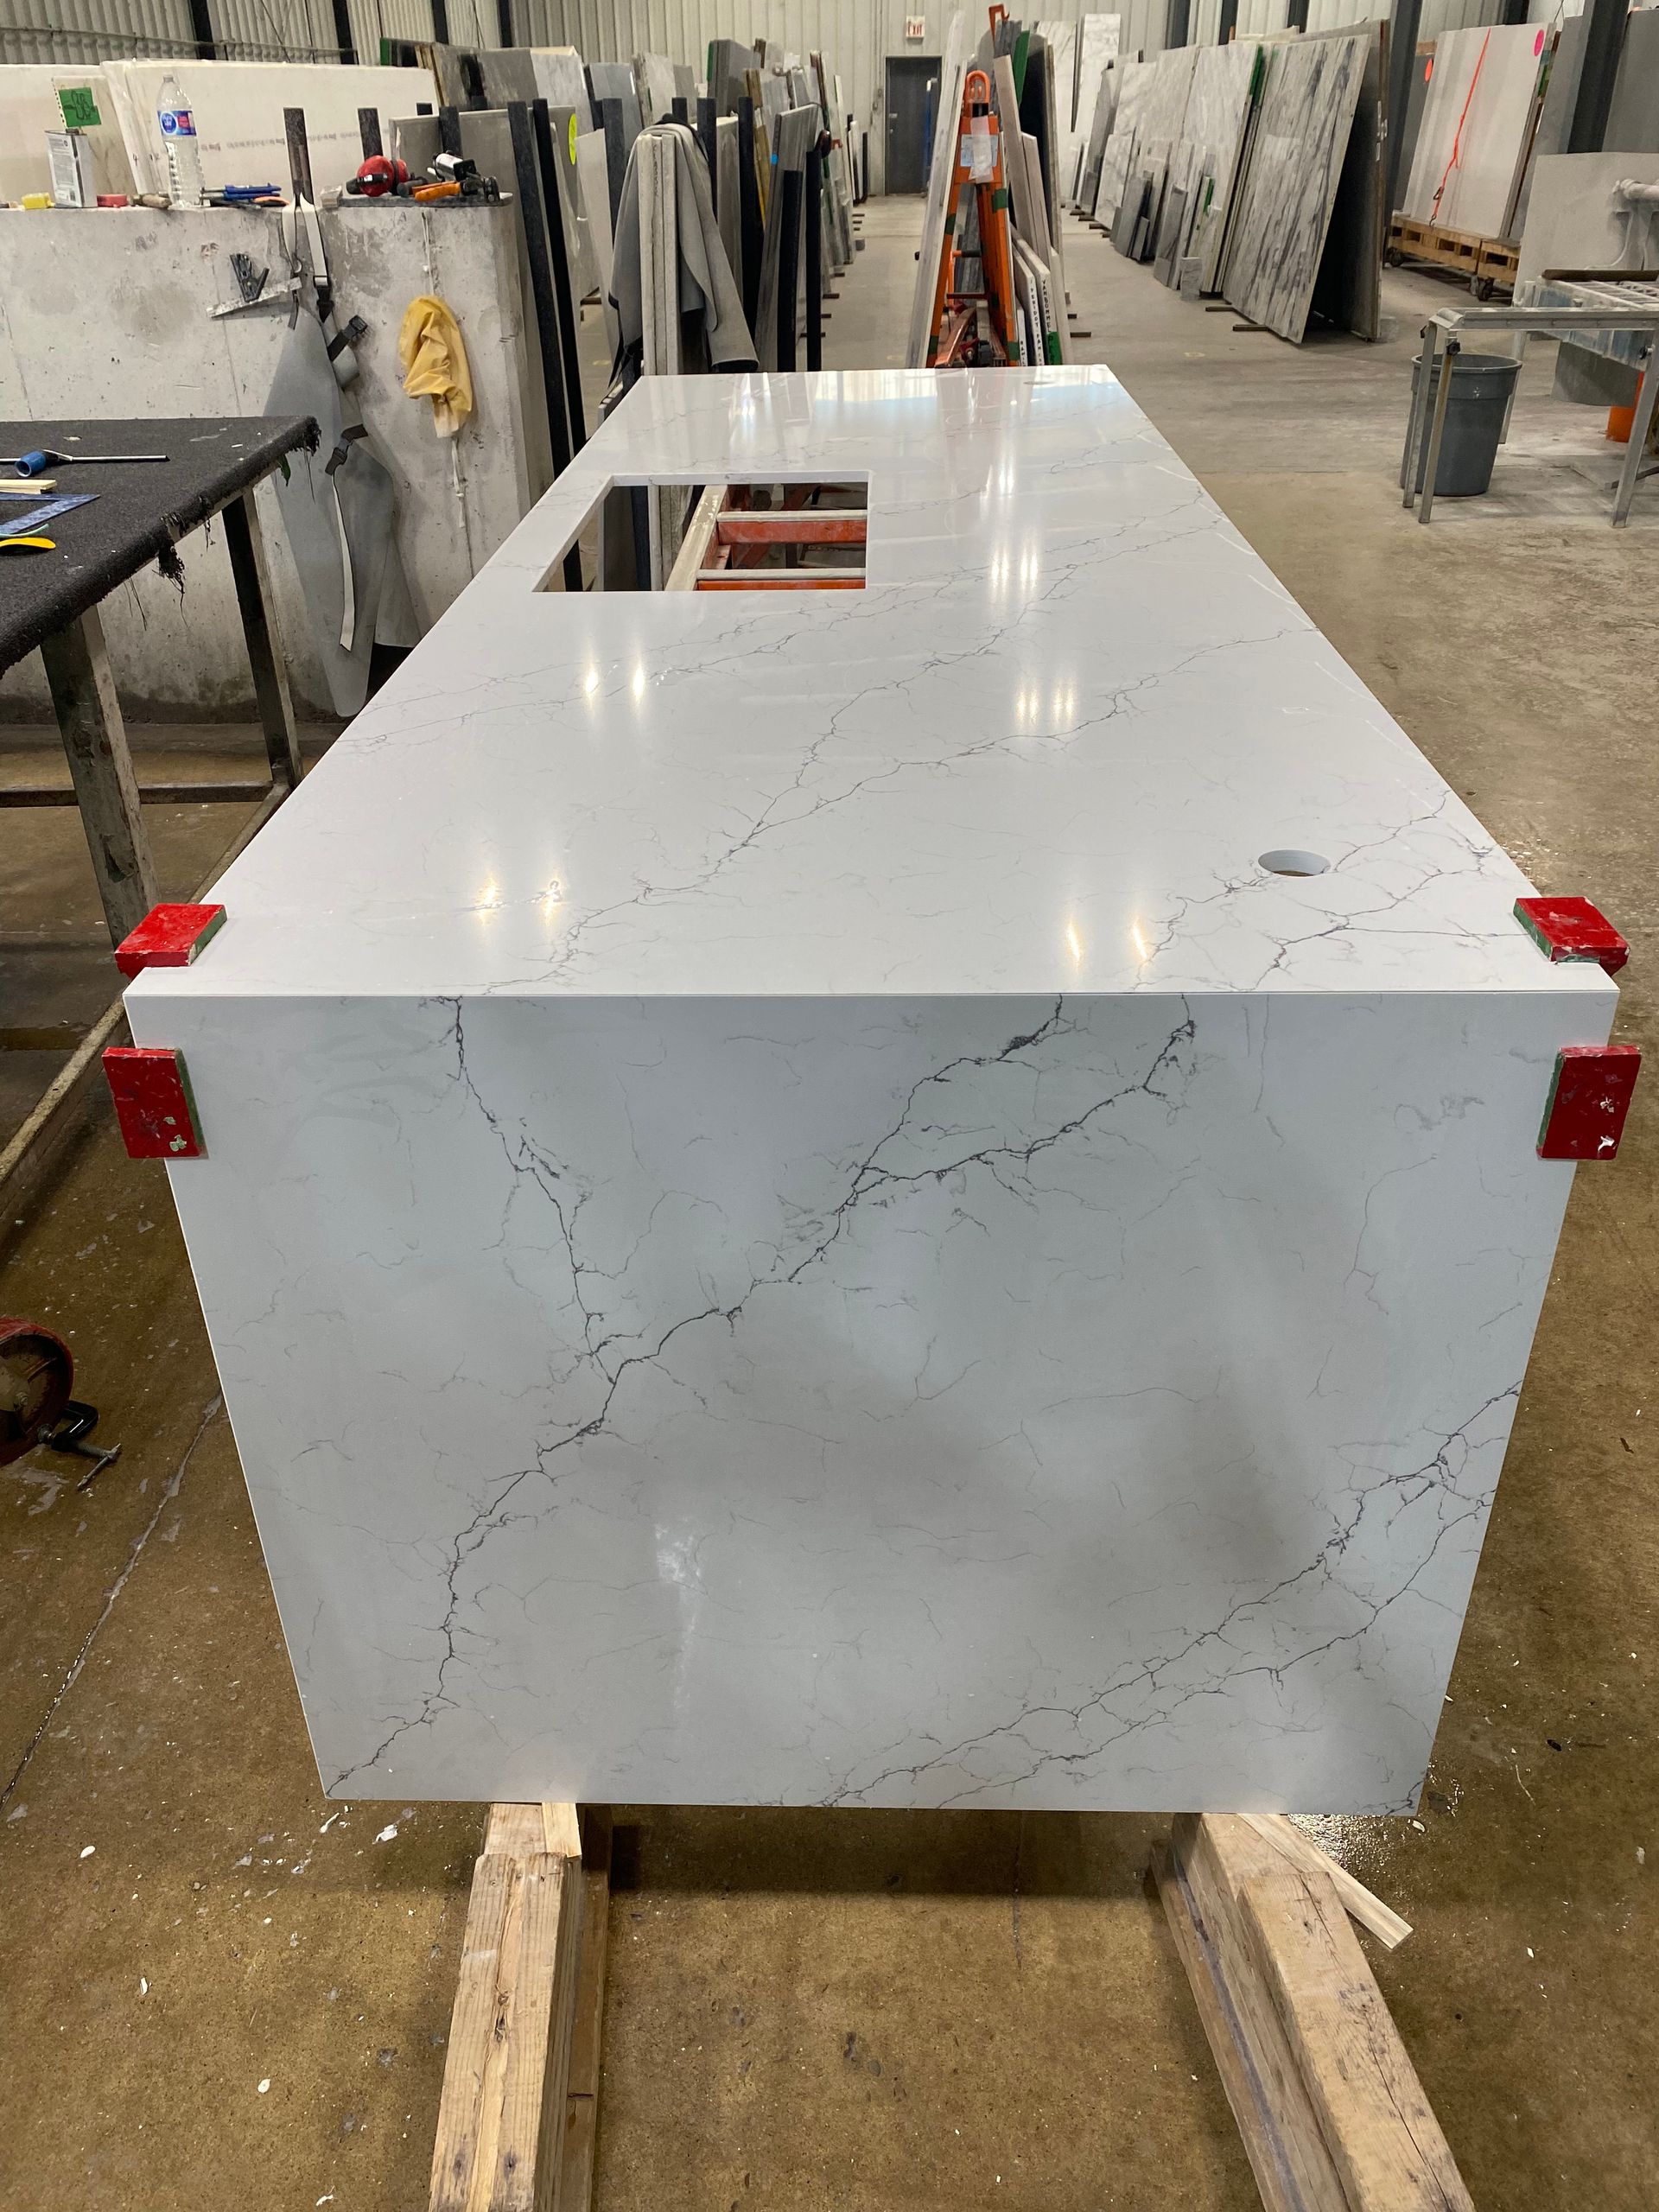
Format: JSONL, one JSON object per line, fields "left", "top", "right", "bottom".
{"left": 137, "top": 370, "right": 1610, "bottom": 1006}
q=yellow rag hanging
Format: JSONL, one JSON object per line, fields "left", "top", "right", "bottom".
{"left": 398, "top": 295, "right": 474, "bottom": 438}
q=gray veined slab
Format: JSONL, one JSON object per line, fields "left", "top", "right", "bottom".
{"left": 127, "top": 369, "right": 1616, "bottom": 1815}
{"left": 1094, "top": 55, "right": 1150, "bottom": 226}
{"left": 1223, "top": 31, "right": 1367, "bottom": 344}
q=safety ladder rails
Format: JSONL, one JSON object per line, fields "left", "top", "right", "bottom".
{"left": 924, "top": 67, "right": 1022, "bottom": 367}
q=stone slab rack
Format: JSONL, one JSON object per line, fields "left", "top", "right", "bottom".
{"left": 427, "top": 1806, "right": 1471, "bottom": 2212}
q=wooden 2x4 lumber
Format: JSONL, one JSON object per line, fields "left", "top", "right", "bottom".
{"left": 1238, "top": 1815, "right": 1413, "bottom": 1954}
{"left": 429, "top": 1804, "right": 583, "bottom": 2212}
{"left": 1159, "top": 1815, "right": 1471, "bottom": 2212}
{"left": 1160, "top": 1818, "right": 1346, "bottom": 2212}
{"left": 558, "top": 1810, "right": 613, "bottom": 2212}
{"left": 1240, "top": 1867, "right": 1470, "bottom": 2210}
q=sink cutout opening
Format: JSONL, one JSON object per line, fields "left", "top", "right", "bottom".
{"left": 561, "top": 479, "right": 870, "bottom": 592}
{"left": 1259, "top": 849, "right": 1332, "bottom": 878}
{"left": 671, "top": 481, "right": 868, "bottom": 591}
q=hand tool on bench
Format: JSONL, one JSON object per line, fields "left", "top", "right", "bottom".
{"left": 1, "top": 448, "right": 168, "bottom": 476}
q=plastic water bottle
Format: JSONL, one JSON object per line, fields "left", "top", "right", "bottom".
{"left": 156, "top": 75, "right": 206, "bottom": 208}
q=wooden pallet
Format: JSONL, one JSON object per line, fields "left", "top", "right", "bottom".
{"left": 1474, "top": 236, "right": 1520, "bottom": 291}
{"left": 1388, "top": 216, "right": 1518, "bottom": 298}
{"left": 427, "top": 1803, "right": 1470, "bottom": 2212}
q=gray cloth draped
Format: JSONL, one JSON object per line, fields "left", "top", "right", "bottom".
{"left": 609, "top": 124, "right": 758, "bottom": 370}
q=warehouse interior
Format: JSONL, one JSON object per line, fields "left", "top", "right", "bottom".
{"left": 1, "top": 5, "right": 1656, "bottom": 2209}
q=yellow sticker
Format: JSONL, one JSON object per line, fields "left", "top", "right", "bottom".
{"left": 569, "top": 112, "right": 578, "bottom": 162}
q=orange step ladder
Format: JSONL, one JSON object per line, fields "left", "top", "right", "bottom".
{"left": 924, "top": 67, "right": 1023, "bottom": 367}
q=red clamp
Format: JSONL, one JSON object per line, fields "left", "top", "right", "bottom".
{"left": 102, "top": 1046, "right": 206, "bottom": 1160}
{"left": 1537, "top": 1044, "right": 1641, "bottom": 1160}
{"left": 113, "top": 902, "right": 226, "bottom": 980}
{"left": 1514, "top": 896, "right": 1628, "bottom": 975}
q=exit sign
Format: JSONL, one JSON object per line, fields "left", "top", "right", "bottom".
{"left": 905, "top": 14, "right": 925, "bottom": 36}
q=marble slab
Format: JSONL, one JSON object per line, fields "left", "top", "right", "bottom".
{"left": 1402, "top": 22, "right": 1545, "bottom": 241}
{"left": 636, "top": 51, "right": 678, "bottom": 124}
{"left": 1023, "top": 33, "right": 1068, "bottom": 335}
{"left": 905, "top": 8, "right": 968, "bottom": 365}
{"left": 1068, "top": 14, "right": 1122, "bottom": 203}
{"left": 129, "top": 370, "right": 1616, "bottom": 1814}
{"left": 524, "top": 47, "right": 590, "bottom": 124}
{"left": 1076, "top": 57, "right": 1120, "bottom": 213}
{"left": 1152, "top": 181, "right": 1187, "bottom": 284}
{"left": 1222, "top": 30, "right": 1366, "bottom": 344}
{"left": 1511, "top": 19, "right": 1580, "bottom": 242}
{"left": 1308, "top": 20, "right": 1384, "bottom": 344}
{"left": 1605, "top": 10, "right": 1659, "bottom": 154}
{"left": 1170, "top": 41, "right": 1259, "bottom": 288}
{"left": 1093, "top": 44, "right": 1193, "bottom": 235}
{"left": 1093, "top": 54, "right": 1151, "bottom": 226}
{"left": 1135, "top": 41, "right": 1198, "bottom": 147}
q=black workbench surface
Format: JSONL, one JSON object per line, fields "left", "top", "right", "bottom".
{"left": 0, "top": 416, "right": 316, "bottom": 676}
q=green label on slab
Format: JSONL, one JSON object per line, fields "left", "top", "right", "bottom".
{"left": 57, "top": 86, "right": 101, "bottom": 129}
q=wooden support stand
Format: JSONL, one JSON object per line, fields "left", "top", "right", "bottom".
{"left": 432, "top": 1805, "right": 1465, "bottom": 2212}
{"left": 429, "top": 1803, "right": 610, "bottom": 2212}
{"left": 1156, "top": 1815, "right": 1469, "bottom": 2212}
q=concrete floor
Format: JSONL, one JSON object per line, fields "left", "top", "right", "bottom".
{"left": 3, "top": 196, "right": 1656, "bottom": 2210}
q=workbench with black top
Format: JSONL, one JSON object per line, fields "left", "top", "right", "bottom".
{"left": 0, "top": 416, "right": 316, "bottom": 944}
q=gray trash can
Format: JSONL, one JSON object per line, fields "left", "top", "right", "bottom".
{"left": 1407, "top": 350, "right": 1522, "bottom": 497}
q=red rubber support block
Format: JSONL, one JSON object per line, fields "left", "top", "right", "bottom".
{"left": 113, "top": 902, "right": 226, "bottom": 980}
{"left": 1514, "top": 896, "right": 1629, "bottom": 975}
{"left": 102, "top": 1046, "right": 206, "bottom": 1160}
{"left": 1537, "top": 1045, "right": 1641, "bottom": 1160}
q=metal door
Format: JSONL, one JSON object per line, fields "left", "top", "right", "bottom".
{"left": 885, "top": 54, "right": 940, "bottom": 194}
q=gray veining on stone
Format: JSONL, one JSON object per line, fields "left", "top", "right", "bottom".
{"left": 126, "top": 369, "right": 1614, "bottom": 1812}
{"left": 1223, "top": 31, "right": 1367, "bottom": 343}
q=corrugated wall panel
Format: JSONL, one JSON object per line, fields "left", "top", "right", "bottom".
{"left": 1420, "top": 0, "right": 1507, "bottom": 35}
{"left": 348, "top": 0, "right": 439, "bottom": 57}
{"left": 212, "top": 0, "right": 339, "bottom": 61}
{"left": 0, "top": 0, "right": 196, "bottom": 63}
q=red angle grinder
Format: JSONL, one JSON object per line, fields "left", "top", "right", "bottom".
{"left": 0, "top": 1319, "right": 121, "bottom": 1489}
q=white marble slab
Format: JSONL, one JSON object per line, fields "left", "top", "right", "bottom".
{"left": 1173, "top": 41, "right": 1259, "bottom": 288}
{"left": 905, "top": 8, "right": 967, "bottom": 365}
{"left": 636, "top": 50, "right": 678, "bottom": 124}
{"left": 1076, "top": 55, "right": 1120, "bottom": 213}
{"left": 1135, "top": 41, "right": 1198, "bottom": 146}
{"left": 1094, "top": 46, "right": 1195, "bottom": 232}
{"left": 1403, "top": 22, "right": 1545, "bottom": 242}
{"left": 1068, "top": 14, "right": 1122, "bottom": 204}
{"left": 130, "top": 370, "right": 1615, "bottom": 1813}
{"left": 1093, "top": 55, "right": 1151, "bottom": 226}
